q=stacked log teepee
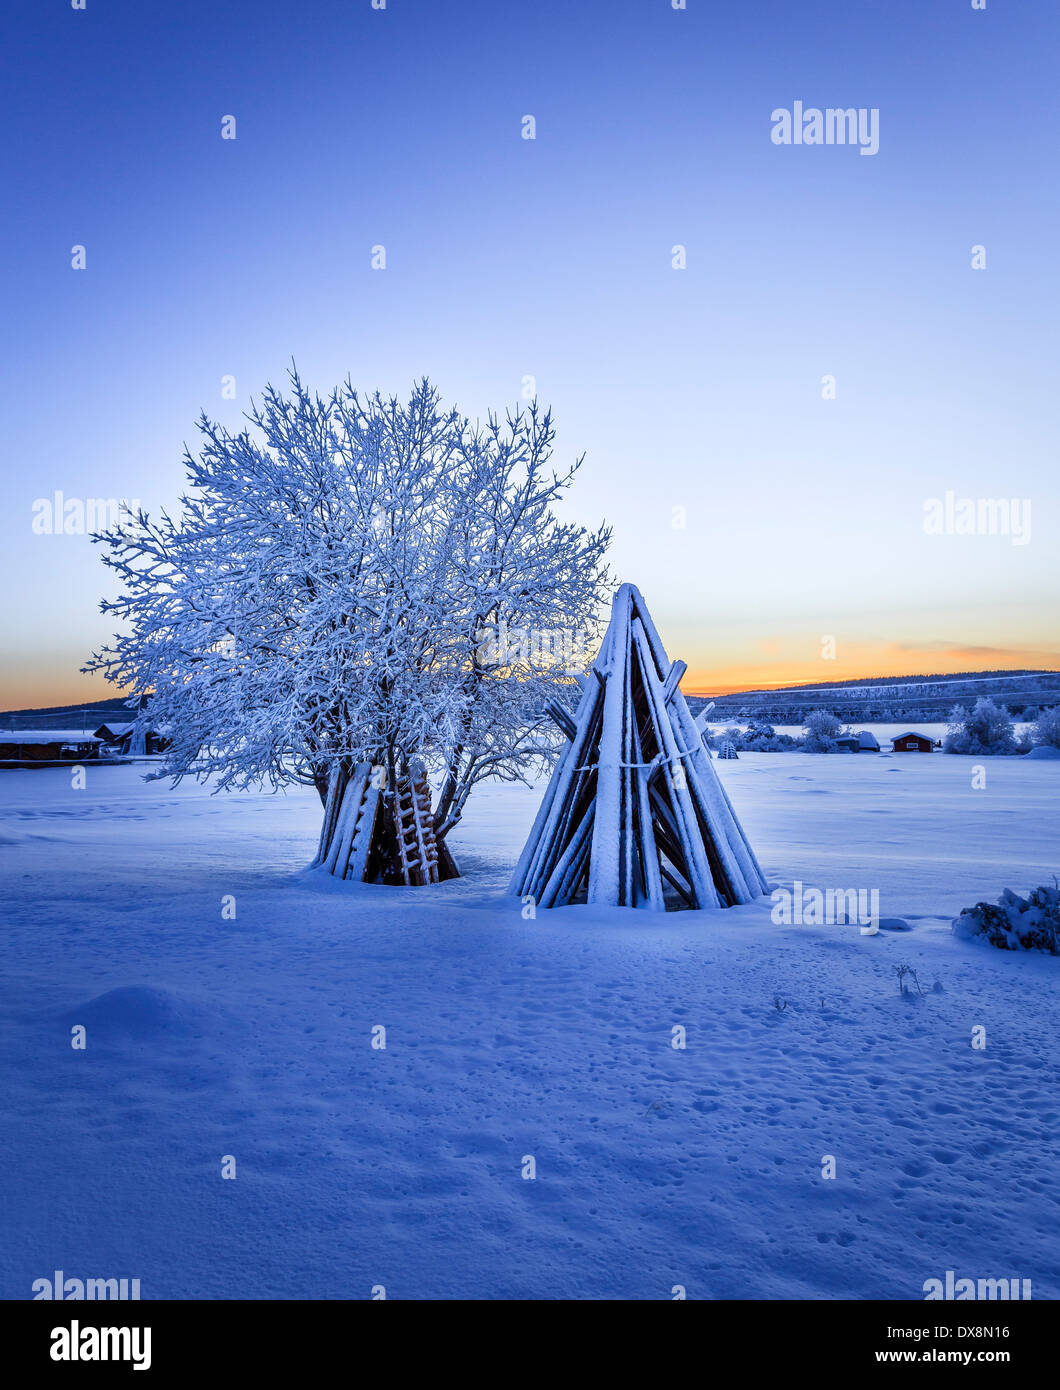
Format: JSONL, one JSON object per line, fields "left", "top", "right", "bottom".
{"left": 510, "top": 584, "right": 767, "bottom": 911}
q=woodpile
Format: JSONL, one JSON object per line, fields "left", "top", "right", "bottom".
{"left": 313, "top": 757, "right": 444, "bottom": 886}
{"left": 509, "top": 583, "right": 767, "bottom": 911}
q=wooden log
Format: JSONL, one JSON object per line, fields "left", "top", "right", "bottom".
{"left": 312, "top": 765, "right": 343, "bottom": 868}
{"left": 620, "top": 615, "right": 635, "bottom": 906}
{"left": 661, "top": 659, "right": 687, "bottom": 703}
{"left": 658, "top": 859, "right": 696, "bottom": 907}
{"left": 693, "top": 701, "right": 716, "bottom": 736}
{"left": 555, "top": 818, "right": 594, "bottom": 905}
{"left": 545, "top": 700, "right": 577, "bottom": 741}
{"left": 539, "top": 794, "right": 597, "bottom": 907}
{"left": 587, "top": 585, "right": 632, "bottom": 906}
{"left": 631, "top": 713, "right": 665, "bottom": 910}
{"left": 345, "top": 780, "right": 381, "bottom": 882}
{"left": 322, "top": 763, "right": 371, "bottom": 878}
{"left": 647, "top": 783, "right": 692, "bottom": 881}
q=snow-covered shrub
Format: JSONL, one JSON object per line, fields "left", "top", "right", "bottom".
{"left": 716, "top": 721, "right": 799, "bottom": 753}
{"left": 801, "top": 708, "right": 842, "bottom": 753}
{"left": 755, "top": 731, "right": 799, "bottom": 751}
{"left": 952, "top": 885, "right": 1060, "bottom": 954}
{"left": 744, "top": 718, "right": 774, "bottom": 742}
{"left": 741, "top": 718, "right": 798, "bottom": 750}
{"left": 1030, "top": 705, "right": 1060, "bottom": 750}
{"left": 943, "top": 698, "right": 1017, "bottom": 755}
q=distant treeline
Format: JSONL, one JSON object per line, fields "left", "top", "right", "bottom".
{"left": 723, "top": 668, "right": 1054, "bottom": 697}
{"left": 688, "top": 670, "right": 1060, "bottom": 724}
{"left": 0, "top": 697, "right": 130, "bottom": 732}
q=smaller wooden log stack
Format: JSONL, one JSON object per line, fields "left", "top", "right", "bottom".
{"left": 313, "top": 757, "right": 442, "bottom": 886}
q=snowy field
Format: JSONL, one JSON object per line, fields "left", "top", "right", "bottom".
{"left": 1, "top": 752, "right": 1057, "bottom": 1300}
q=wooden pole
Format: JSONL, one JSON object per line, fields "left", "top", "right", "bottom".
{"left": 587, "top": 585, "right": 632, "bottom": 906}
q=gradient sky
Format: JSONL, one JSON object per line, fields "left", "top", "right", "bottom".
{"left": 2, "top": 0, "right": 1057, "bottom": 707}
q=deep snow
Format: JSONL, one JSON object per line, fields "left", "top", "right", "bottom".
{"left": 0, "top": 750, "right": 1057, "bottom": 1299}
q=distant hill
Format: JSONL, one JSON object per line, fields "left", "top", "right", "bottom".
{"left": 0, "top": 697, "right": 134, "bottom": 734}
{"left": 687, "top": 669, "right": 1060, "bottom": 723}
{"left": 6, "top": 667, "right": 1058, "bottom": 736}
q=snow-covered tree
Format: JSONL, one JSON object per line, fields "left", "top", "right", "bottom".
{"left": 801, "top": 708, "right": 842, "bottom": 752}
{"left": 943, "top": 698, "right": 1017, "bottom": 755}
{"left": 1030, "top": 705, "right": 1060, "bottom": 749}
{"left": 86, "top": 371, "right": 611, "bottom": 880}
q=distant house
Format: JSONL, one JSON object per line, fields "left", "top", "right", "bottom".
{"left": 0, "top": 731, "right": 101, "bottom": 766}
{"left": 857, "top": 730, "right": 880, "bottom": 752}
{"left": 892, "top": 731, "right": 936, "bottom": 753}
{"left": 94, "top": 722, "right": 168, "bottom": 756}
{"left": 835, "top": 736, "right": 859, "bottom": 753}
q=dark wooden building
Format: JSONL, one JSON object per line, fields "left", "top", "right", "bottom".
{"left": 0, "top": 731, "right": 101, "bottom": 766}
{"left": 892, "top": 731, "right": 936, "bottom": 753}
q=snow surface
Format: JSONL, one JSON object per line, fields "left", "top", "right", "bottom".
{"left": 1, "top": 753, "right": 1057, "bottom": 1300}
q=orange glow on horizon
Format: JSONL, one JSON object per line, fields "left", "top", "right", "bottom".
{"left": 4, "top": 646, "right": 1060, "bottom": 713}
{"left": 685, "top": 649, "right": 1060, "bottom": 698}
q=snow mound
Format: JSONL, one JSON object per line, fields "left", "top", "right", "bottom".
{"left": 1025, "top": 744, "right": 1060, "bottom": 760}
{"left": 63, "top": 986, "right": 207, "bottom": 1040}
{"left": 877, "top": 917, "right": 911, "bottom": 932}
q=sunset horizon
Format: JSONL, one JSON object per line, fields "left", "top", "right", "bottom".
{"left": 6, "top": 652, "right": 1060, "bottom": 715}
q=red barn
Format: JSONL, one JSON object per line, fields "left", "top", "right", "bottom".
{"left": 892, "top": 731, "right": 936, "bottom": 753}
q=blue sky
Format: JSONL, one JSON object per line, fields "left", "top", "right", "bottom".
{"left": 2, "top": 0, "right": 1057, "bottom": 705}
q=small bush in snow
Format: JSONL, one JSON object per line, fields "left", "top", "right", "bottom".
{"left": 943, "top": 698, "right": 1017, "bottom": 755}
{"left": 952, "top": 885, "right": 1060, "bottom": 954}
